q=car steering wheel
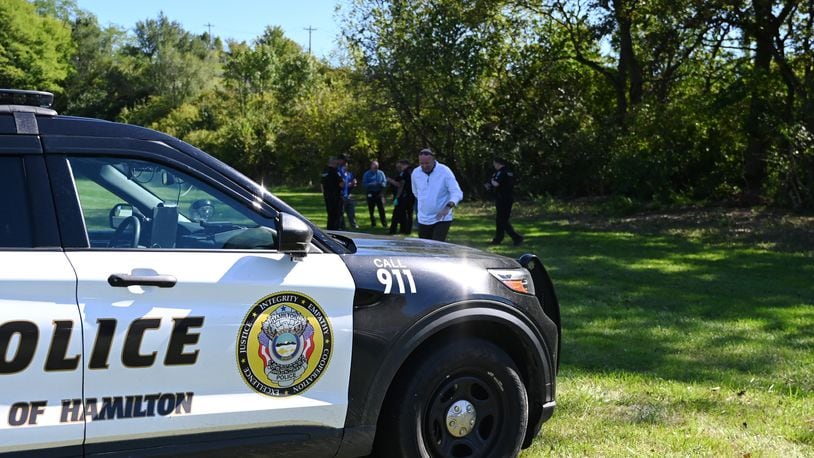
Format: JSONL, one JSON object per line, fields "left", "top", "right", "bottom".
{"left": 109, "top": 216, "right": 141, "bottom": 248}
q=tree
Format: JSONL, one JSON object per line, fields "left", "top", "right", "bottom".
{"left": 157, "top": 30, "right": 323, "bottom": 185}
{"left": 0, "top": 0, "right": 73, "bottom": 91}
{"left": 31, "top": 0, "right": 76, "bottom": 19}
{"left": 344, "top": 0, "right": 516, "bottom": 191}
{"left": 58, "top": 10, "right": 127, "bottom": 117}
{"left": 117, "top": 12, "right": 221, "bottom": 125}
{"left": 725, "top": 0, "right": 813, "bottom": 204}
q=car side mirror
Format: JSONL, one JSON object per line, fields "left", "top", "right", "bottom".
{"left": 161, "top": 170, "right": 185, "bottom": 186}
{"left": 278, "top": 212, "right": 312, "bottom": 257}
{"left": 161, "top": 170, "right": 176, "bottom": 185}
{"left": 109, "top": 203, "right": 134, "bottom": 229}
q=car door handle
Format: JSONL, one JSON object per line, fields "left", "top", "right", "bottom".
{"left": 108, "top": 274, "right": 177, "bottom": 288}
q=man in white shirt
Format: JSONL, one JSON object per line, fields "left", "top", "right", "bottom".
{"left": 411, "top": 148, "right": 463, "bottom": 241}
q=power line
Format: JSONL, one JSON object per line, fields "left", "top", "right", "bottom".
{"left": 204, "top": 22, "right": 215, "bottom": 43}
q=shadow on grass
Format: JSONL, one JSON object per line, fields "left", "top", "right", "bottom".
{"left": 451, "top": 205, "right": 814, "bottom": 392}
{"left": 507, "top": 217, "right": 814, "bottom": 392}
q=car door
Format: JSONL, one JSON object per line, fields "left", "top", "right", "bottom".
{"left": 45, "top": 140, "right": 355, "bottom": 452}
{"left": 0, "top": 152, "right": 83, "bottom": 455}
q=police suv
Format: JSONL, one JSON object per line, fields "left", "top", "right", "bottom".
{"left": 0, "top": 89, "right": 560, "bottom": 457}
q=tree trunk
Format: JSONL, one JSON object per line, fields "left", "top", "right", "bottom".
{"left": 613, "top": 0, "right": 643, "bottom": 127}
{"left": 743, "top": 0, "right": 774, "bottom": 201}
{"left": 616, "top": 7, "right": 642, "bottom": 106}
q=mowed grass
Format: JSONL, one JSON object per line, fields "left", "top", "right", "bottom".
{"left": 277, "top": 190, "right": 814, "bottom": 457}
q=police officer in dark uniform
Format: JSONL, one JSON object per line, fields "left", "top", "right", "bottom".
{"left": 487, "top": 157, "right": 523, "bottom": 245}
{"left": 388, "top": 159, "right": 415, "bottom": 235}
{"left": 321, "top": 157, "right": 344, "bottom": 230}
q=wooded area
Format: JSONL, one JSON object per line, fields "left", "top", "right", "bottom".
{"left": 3, "top": 0, "right": 813, "bottom": 209}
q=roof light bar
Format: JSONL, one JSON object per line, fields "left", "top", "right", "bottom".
{"left": 0, "top": 89, "right": 54, "bottom": 108}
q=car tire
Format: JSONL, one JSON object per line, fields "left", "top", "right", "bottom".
{"left": 375, "top": 338, "right": 529, "bottom": 458}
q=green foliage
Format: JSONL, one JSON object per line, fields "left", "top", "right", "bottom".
{"left": 344, "top": 0, "right": 516, "bottom": 189}
{"left": 31, "top": 0, "right": 76, "bottom": 20}
{"left": 768, "top": 124, "right": 814, "bottom": 209}
{"left": 0, "top": 0, "right": 73, "bottom": 91}
{"left": 340, "top": 0, "right": 814, "bottom": 208}
{"left": 3, "top": 0, "right": 813, "bottom": 208}
{"left": 122, "top": 13, "right": 220, "bottom": 108}
{"left": 57, "top": 11, "right": 126, "bottom": 117}
{"left": 607, "top": 94, "right": 745, "bottom": 202}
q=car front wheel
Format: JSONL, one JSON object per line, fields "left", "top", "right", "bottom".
{"left": 376, "top": 338, "right": 529, "bottom": 458}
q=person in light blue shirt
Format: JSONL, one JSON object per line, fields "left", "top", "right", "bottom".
{"left": 410, "top": 148, "right": 463, "bottom": 241}
{"left": 362, "top": 160, "right": 388, "bottom": 227}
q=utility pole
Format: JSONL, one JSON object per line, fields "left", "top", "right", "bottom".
{"left": 304, "top": 26, "right": 317, "bottom": 54}
{"left": 204, "top": 23, "right": 214, "bottom": 45}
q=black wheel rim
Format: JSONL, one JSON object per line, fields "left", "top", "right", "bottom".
{"left": 423, "top": 374, "right": 504, "bottom": 458}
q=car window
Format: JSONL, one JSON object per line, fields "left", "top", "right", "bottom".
{"left": 0, "top": 157, "right": 34, "bottom": 248}
{"left": 68, "top": 156, "right": 278, "bottom": 250}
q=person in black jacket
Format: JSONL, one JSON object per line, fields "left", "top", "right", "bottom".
{"left": 387, "top": 159, "right": 415, "bottom": 235}
{"left": 486, "top": 157, "right": 523, "bottom": 245}
{"left": 320, "top": 157, "right": 344, "bottom": 230}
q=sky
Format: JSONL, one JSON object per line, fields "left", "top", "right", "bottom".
{"left": 76, "top": 0, "right": 346, "bottom": 60}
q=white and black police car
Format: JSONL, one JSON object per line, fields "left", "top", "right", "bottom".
{"left": 0, "top": 89, "right": 560, "bottom": 457}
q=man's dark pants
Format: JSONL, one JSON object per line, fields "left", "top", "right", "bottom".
{"left": 418, "top": 221, "right": 452, "bottom": 242}
{"left": 494, "top": 198, "right": 521, "bottom": 243}
{"left": 325, "top": 196, "right": 343, "bottom": 230}
{"left": 389, "top": 198, "right": 414, "bottom": 235}
{"left": 366, "top": 191, "right": 387, "bottom": 226}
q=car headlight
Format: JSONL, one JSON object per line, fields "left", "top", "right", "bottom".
{"left": 488, "top": 268, "right": 535, "bottom": 295}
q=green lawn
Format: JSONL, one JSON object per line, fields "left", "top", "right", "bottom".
{"left": 278, "top": 191, "right": 814, "bottom": 457}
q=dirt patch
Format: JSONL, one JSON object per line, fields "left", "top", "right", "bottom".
{"left": 584, "top": 208, "right": 812, "bottom": 254}
{"left": 509, "top": 200, "right": 814, "bottom": 255}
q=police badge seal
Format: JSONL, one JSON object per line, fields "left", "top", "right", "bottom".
{"left": 237, "top": 292, "right": 332, "bottom": 397}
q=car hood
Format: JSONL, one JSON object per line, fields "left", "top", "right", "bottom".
{"left": 332, "top": 232, "right": 521, "bottom": 268}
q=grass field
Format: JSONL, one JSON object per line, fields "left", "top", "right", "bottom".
{"left": 278, "top": 191, "right": 814, "bottom": 457}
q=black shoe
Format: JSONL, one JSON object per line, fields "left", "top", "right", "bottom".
{"left": 512, "top": 236, "right": 524, "bottom": 246}
{"left": 489, "top": 239, "right": 501, "bottom": 245}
